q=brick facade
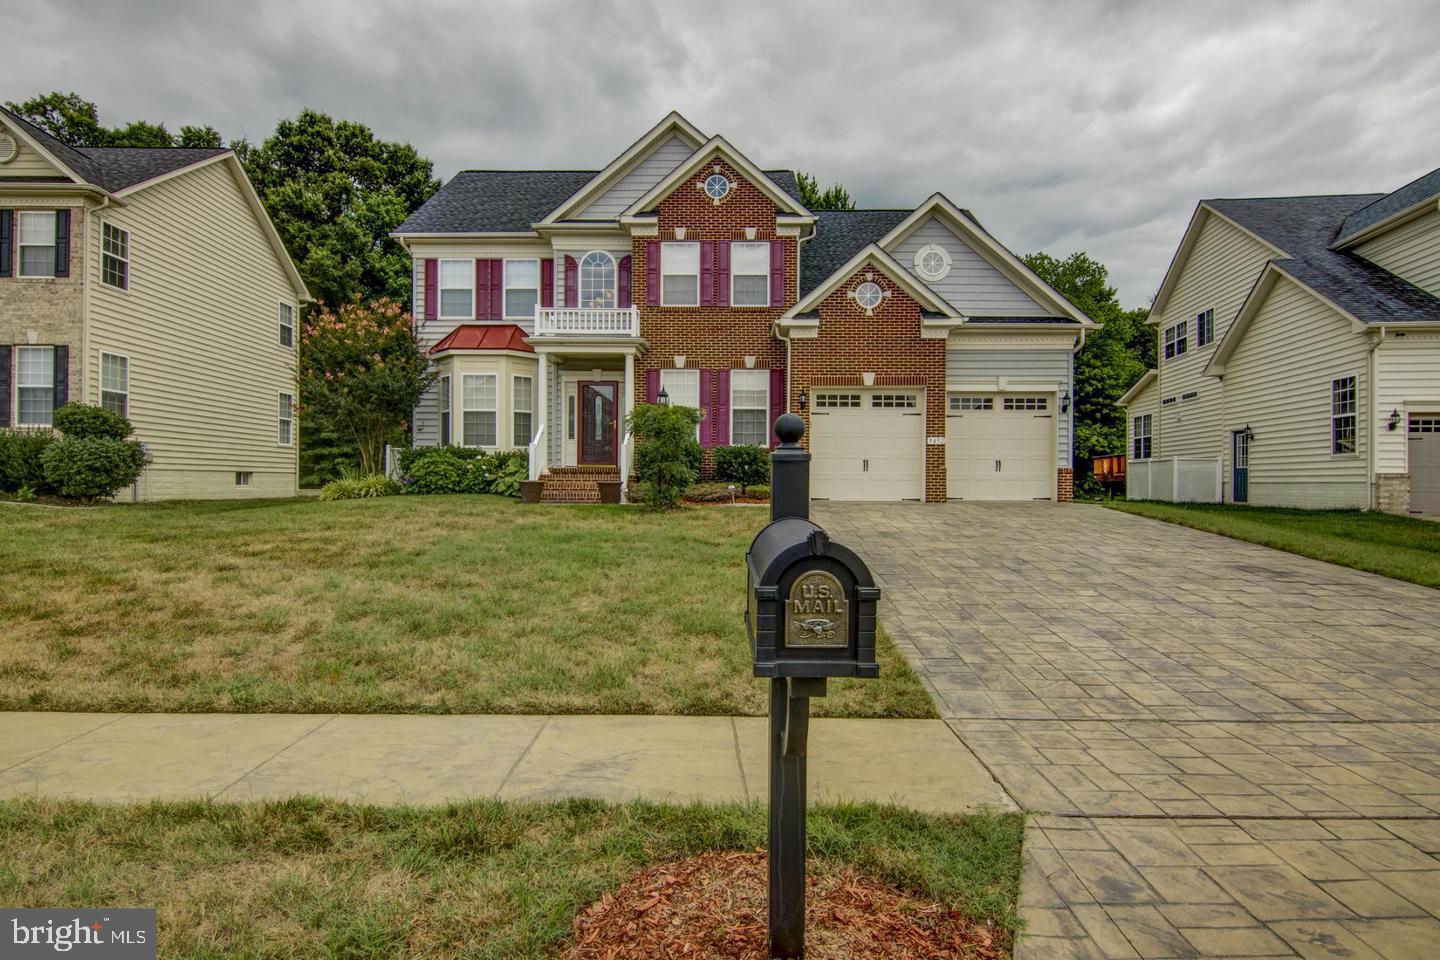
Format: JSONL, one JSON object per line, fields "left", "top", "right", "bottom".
{"left": 1057, "top": 467, "right": 1074, "bottom": 502}
{"left": 1, "top": 204, "right": 87, "bottom": 414}
{"left": 790, "top": 268, "right": 948, "bottom": 502}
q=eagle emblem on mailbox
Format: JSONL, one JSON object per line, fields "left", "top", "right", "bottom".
{"left": 786, "top": 571, "right": 848, "bottom": 648}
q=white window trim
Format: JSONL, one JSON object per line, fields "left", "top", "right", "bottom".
{"left": 1330, "top": 373, "right": 1360, "bottom": 458}
{"left": 913, "top": 243, "right": 952, "bottom": 281}
{"left": 579, "top": 250, "right": 617, "bottom": 309}
{"left": 462, "top": 373, "right": 498, "bottom": 449}
{"left": 503, "top": 258, "right": 540, "bottom": 321}
{"left": 660, "top": 368, "right": 701, "bottom": 441}
{"left": 99, "top": 220, "right": 131, "bottom": 292}
{"left": 17, "top": 210, "right": 57, "bottom": 280}
{"left": 438, "top": 375, "right": 452, "bottom": 446}
{"left": 730, "top": 241, "right": 770, "bottom": 308}
{"left": 278, "top": 301, "right": 296, "bottom": 348}
{"left": 277, "top": 392, "right": 294, "bottom": 446}
{"left": 438, "top": 258, "right": 474, "bottom": 319}
{"left": 512, "top": 374, "right": 534, "bottom": 447}
{"left": 1163, "top": 321, "right": 1189, "bottom": 360}
{"left": 730, "top": 369, "right": 771, "bottom": 447}
{"left": 1132, "top": 413, "right": 1152, "bottom": 461}
{"left": 660, "top": 241, "right": 700, "bottom": 307}
{"left": 15, "top": 345, "right": 56, "bottom": 427}
{"left": 1195, "top": 308, "right": 1214, "bottom": 348}
{"left": 99, "top": 350, "right": 130, "bottom": 418}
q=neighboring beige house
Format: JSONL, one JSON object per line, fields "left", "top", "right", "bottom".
{"left": 1120, "top": 164, "right": 1440, "bottom": 515}
{"left": 0, "top": 106, "right": 309, "bottom": 499}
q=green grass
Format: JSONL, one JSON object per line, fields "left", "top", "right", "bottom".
{"left": 0, "top": 796, "right": 1024, "bottom": 959}
{"left": 0, "top": 496, "right": 934, "bottom": 717}
{"left": 1106, "top": 500, "right": 1440, "bottom": 588}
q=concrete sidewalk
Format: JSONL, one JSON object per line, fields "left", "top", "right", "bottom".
{"left": 0, "top": 712, "right": 1013, "bottom": 814}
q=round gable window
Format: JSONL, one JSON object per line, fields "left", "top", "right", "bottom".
{"left": 854, "top": 281, "right": 884, "bottom": 310}
{"left": 914, "top": 243, "right": 951, "bottom": 281}
{"left": 704, "top": 173, "right": 731, "bottom": 200}
{"left": 0, "top": 132, "right": 17, "bottom": 165}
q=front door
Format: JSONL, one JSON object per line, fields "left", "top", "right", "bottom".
{"left": 579, "top": 380, "right": 619, "bottom": 465}
{"left": 1232, "top": 430, "right": 1249, "bottom": 503}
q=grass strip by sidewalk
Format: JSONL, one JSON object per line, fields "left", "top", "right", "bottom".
{"left": 1105, "top": 500, "right": 1440, "bottom": 588}
{"left": 0, "top": 496, "right": 934, "bottom": 718}
{"left": 0, "top": 796, "right": 1023, "bottom": 959}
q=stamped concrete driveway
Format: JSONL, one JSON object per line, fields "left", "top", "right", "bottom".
{"left": 818, "top": 502, "right": 1440, "bottom": 960}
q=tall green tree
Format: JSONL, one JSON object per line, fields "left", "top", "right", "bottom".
{"left": 1024, "top": 252, "right": 1154, "bottom": 468}
{"left": 795, "top": 171, "right": 856, "bottom": 211}
{"left": 5, "top": 92, "right": 221, "bottom": 149}
{"left": 237, "top": 111, "right": 439, "bottom": 307}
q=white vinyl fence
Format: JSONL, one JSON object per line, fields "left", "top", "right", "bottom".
{"left": 1127, "top": 456, "right": 1222, "bottom": 503}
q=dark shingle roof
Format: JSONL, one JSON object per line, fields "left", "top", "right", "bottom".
{"left": 0, "top": 106, "right": 228, "bottom": 192}
{"left": 799, "top": 209, "right": 910, "bottom": 296}
{"left": 1207, "top": 195, "right": 1440, "bottom": 324}
{"left": 1335, "top": 165, "right": 1440, "bottom": 244}
{"left": 395, "top": 168, "right": 808, "bottom": 235}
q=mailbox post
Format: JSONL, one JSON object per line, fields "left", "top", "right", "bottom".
{"left": 745, "top": 413, "right": 880, "bottom": 959}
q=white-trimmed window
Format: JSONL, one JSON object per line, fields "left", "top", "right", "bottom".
{"left": 579, "top": 251, "right": 616, "bottom": 309}
{"left": 1331, "top": 376, "right": 1357, "bottom": 455}
{"left": 504, "top": 259, "right": 539, "bottom": 319}
{"left": 277, "top": 392, "right": 293, "bottom": 445}
{"left": 1132, "top": 414, "right": 1152, "bottom": 460}
{"left": 462, "top": 374, "right": 497, "bottom": 447}
{"left": 16, "top": 345, "right": 55, "bottom": 426}
{"left": 235, "top": 471, "right": 252, "bottom": 486}
{"left": 101, "top": 222, "right": 130, "bottom": 290}
{"left": 1195, "top": 308, "right": 1214, "bottom": 347}
{"left": 1163, "top": 321, "right": 1188, "bottom": 360}
{"left": 278, "top": 302, "right": 295, "bottom": 348}
{"left": 660, "top": 242, "right": 700, "bottom": 306}
{"left": 731, "top": 369, "right": 770, "bottom": 446}
{"left": 731, "top": 242, "right": 770, "bottom": 307}
{"left": 100, "top": 352, "right": 129, "bottom": 417}
{"left": 660, "top": 368, "right": 700, "bottom": 440}
{"left": 18, "top": 211, "right": 57, "bottom": 278}
{"left": 439, "top": 259, "right": 473, "bottom": 318}
{"left": 512, "top": 375, "right": 534, "bottom": 446}
{"left": 438, "top": 375, "right": 451, "bottom": 446}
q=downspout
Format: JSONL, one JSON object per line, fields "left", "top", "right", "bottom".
{"left": 1367, "top": 325, "right": 1387, "bottom": 510}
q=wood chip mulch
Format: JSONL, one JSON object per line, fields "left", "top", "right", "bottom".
{"left": 562, "top": 851, "right": 1008, "bottom": 960}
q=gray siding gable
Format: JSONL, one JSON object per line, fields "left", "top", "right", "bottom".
{"left": 576, "top": 135, "right": 697, "bottom": 220}
{"left": 891, "top": 217, "right": 1046, "bottom": 316}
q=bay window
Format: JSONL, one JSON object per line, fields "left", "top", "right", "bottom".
{"left": 660, "top": 242, "right": 700, "bottom": 306}
{"left": 462, "top": 373, "right": 497, "bottom": 447}
{"left": 730, "top": 369, "right": 770, "bottom": 446}
{"left": 513, "top": 375, "right": 534, "bottom": 445}
{"left": 438, "top": 376, "right": 451, "bottom": 446}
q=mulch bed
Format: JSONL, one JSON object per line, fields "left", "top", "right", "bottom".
{"left": 563, "top": 851, "right": 1007, "bottom": 960}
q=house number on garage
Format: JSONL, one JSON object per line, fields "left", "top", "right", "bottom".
{"left": 927, "top": 436, "right": 945, "bottom": 445}
{"left": 786, "top": 571, "right": 849, "bottom": 648}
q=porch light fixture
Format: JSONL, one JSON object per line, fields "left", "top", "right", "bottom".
{"left": 658, "top": 387, "right": 670, "bottom": 406}
{"left": 1387, "top": 408, "right": 1402, "bottom": 431}
{"left": 1061, "top": 390, "right": 1071, "bottom": 413}
{"left": 798, "top": 389, "right": 809, "bottom": 410}
{"left": 1243, "top": 424, "right": 1255, "bottom": 442}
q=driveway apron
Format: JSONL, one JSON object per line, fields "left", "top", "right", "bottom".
{"left": 818, "top": 501, "right": 1440, "bottom": 960}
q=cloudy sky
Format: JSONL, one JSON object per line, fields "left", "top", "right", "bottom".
{"left": 6, "top": 0, "right": 1438, "bottom": 307}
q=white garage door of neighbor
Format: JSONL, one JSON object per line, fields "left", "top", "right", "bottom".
{"left": 946, "top": 393, "right": 1055, "bottom": 500}
{"left": 810, "top": 391, "right": 925, "bottom": 501}
{"left": 1409, "top": 415, "right": 1440, "bottom": 515}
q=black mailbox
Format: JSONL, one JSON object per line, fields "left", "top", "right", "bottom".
{"left": 746, "top": 517, "right": 879, "bottom": 679}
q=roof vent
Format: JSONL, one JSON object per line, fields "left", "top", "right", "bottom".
{"left": 0, "top": 130, "right": 17, "bottom": 164}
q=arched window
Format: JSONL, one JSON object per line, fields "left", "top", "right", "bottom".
{"left": 579, "top": 251, "right": 616, "bottom": 309}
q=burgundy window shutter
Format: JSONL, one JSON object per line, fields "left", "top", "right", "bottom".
{"left": 699, "top": 370, "right": 713, "bottom": 447}
{"left": 0, "top": 345, "right": 10, "bottom": 425}
{"left": 52, "top": 345, "right": 69, "bottom": 410}
{"left": 716, "top": 241, "right": 731, "bottom": 306}
{"left": 645, "top": 241, "right": 660, "bottom": 306}
{"left": 769, "top": 240, "right": 785, "bottom": 307}
{"left": 564, "top": 255, "right": 578, "bottom": 308}
{"left": 475, "top": 259, "right": 488, "bottom": 320}
{"left": 423, "top": 259, "right": 438, "bottom": 320}
{"left": 713, "top": 369, "right": 731, "bottom": 446}
{"left": 769, "top": 368, "right": 785, "bottom": 446}
{"left": 540, "top": 258, "right": 554, "bottom": 308}
{"left": 489, "top": 259, "right": 503, "bottom": 320}
{"left": 0, "top": 210, "right": 12, "bottom": 278}
{"left": 617, "top": 255, "right": 633, "bottom": 308}
{"left": 700, "top": 240, "right": 714, "bottom": 307}
{"left": 645, "top": 368, "right": 659, "bottom": 404}
{"left": 54, "top": 210, "right": 70, "bottom": 278}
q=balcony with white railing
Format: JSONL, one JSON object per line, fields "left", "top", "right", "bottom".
{"left": 533, "top": 306, "right": 640, "bottom": 338}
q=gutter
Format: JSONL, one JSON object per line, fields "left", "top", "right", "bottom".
{"left": 1367, "top": 325, "right": 1387, "bottom": 509}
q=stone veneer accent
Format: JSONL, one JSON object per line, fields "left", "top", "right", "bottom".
{"left": 1374, "top": 472, "right": 1410, "bottom": 515}
{"left": 1, "top": 204, "right": 87, "bottom": 409}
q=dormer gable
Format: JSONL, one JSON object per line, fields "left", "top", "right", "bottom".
{"left": 539, "top": 112, "right": 705, "bottom": 225}
{"left": 0, "top": 117, "right": 73, "bottom": 182}
{"left": 622, "top": 136, "right": 814, "bottom": 225}
{"left": 779, "top": 243, "right": 959, "bottom": 339}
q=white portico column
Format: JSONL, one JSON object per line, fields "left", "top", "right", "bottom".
{"left": 622, "top": 351, "right": 636, "bottom": 499}
{"left": 532, "top": 352, "right": 549, "bottom": 480}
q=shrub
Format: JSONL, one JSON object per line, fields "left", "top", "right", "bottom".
{"left": 487, "top": 450, "right": 528, "bottom": 498}
{"left": 320, "top": 473, "right": 400, "bottom": 500}
{"left": 683, "top": 482, "right": 740, "bottom": 503}
{"left": 40, "top": 436, "right": 146, "bottom": 502}
{"left": 397, "top": 445, "right": 528, "bottom": 497}
{"left": 627, "top": 403, "right": 703, "bottom": 510}
{"left": 0, "top": 429, "right": 57, "bottom": 493}
{"left": 53, "top": 403, "right": 132, "bottom": 440}
{"left": 712, "top": 444, "right": 770, "bottom": 489}
{"left": 745, "top": 484, "right": 770, "bottom": 501}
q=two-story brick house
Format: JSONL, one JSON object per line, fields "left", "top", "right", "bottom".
{"left": 393, "top": 113, "right": 1092, "bottom": 502}
{"left": 0, "top": 106, "right": 309, "bottom": 499}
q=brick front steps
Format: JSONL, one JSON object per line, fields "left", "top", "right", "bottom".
{"left": 538, "top": 466, "right": 622, "bottom": 504}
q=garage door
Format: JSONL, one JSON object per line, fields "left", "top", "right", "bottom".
{"left": 1410, "top": 415, "right": 1440, "bottom": 515}
{"left": 810, "top": 391, "right": 925, "bottom": 501}
{"left": 946, "top": 393, "right": 1055, "bottom": 500}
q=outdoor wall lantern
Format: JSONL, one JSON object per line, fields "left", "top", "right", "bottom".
{"left": 1243, "top": 424, "right": 1255, "bottom": 442}
{"left": 1061, "top": 390, "right": 1071, "bottom": 413}
{"left": 1388, "top": 409, "right": 1402, "bottom": 431}
{"left": 657, "top": 387, "right": 670, "bottom": 406}
{"left": 797, "top": 388, "right": 809, "bottom": 410}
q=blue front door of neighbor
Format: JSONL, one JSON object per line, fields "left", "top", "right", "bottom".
{"left": 1232, "top": 430, "right": 1249, "bottom": 503}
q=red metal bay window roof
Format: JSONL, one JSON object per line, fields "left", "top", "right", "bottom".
{"left": 428, "top": 324, "right": 534, "bottom": 356}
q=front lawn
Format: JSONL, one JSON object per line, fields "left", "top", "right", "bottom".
{"left": 0, "top": 797, "right": 1024, "bottom": 959}
{"left": 0, "top": 497, "right": 933, "bottom": 717}
{"left": 1106, "top": 500, "right": 1440, "bottom": 588}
